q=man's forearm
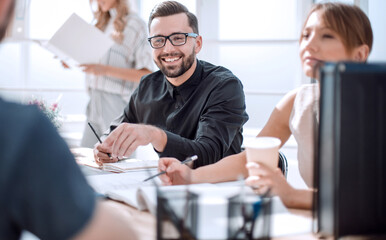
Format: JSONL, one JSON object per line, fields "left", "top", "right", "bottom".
{"left": 150, "top": 126, "right": 167, "bottom": 153}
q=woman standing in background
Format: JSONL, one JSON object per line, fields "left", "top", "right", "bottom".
{"left": 79, "top": 0, "right": 153, "bottom": 147}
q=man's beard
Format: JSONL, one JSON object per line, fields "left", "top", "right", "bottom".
{"left": 155, "top": 47, "right": 195, "bottom": 78}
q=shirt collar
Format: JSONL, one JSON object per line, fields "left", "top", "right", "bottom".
{"left": 165, "top": 59, "right": 203, "bottom": 101}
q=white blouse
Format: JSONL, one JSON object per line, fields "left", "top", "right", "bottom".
{"left": 289, "top": 84, "right": 319, "bottom": 187}
{"left": 86, "top": 11, "right": 153, "bottom": 100}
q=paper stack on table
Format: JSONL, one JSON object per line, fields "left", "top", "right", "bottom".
{"left": 103, "top": 159, "right": 159, "bottom": 173}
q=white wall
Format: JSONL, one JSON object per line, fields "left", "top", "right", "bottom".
{"left": 368, "top": 0, "right": 386, "bottom": 62}
{"left": 1, "top": 0, "right": 385, "bottom": 145}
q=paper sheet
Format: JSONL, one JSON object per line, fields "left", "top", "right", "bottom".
{"left": 103, "top": 159, "right": 159, "bottom": 173}
{"left": 72, "top": 147, "right": 158, "bottom": 173}
{"left": 43, "top": 13, "right": 114, "bottom": 66}
{"left": 86, "top": 170, "right": 157, "bottom": 194}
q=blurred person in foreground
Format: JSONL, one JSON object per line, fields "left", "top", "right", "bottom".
{"left": 0, "top": 1, "right": 138, "bottom": 239}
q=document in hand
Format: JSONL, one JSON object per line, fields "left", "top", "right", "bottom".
{"left": 43, "top": 13, "right": 114, "bottom": 66}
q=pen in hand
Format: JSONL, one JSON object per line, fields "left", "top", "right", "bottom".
{"left": 87, "top": 122, "right": 113, "bottom": 159}
{"left": 143, "top": 155, "right": 198, "bottom": 182}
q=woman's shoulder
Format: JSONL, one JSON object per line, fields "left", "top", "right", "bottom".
{"left": 279, "top": 87, "right": 299, "bottom": 108}
{"left": 282, "top": 84, "right": 318, "bottom": 104}
{"left": 274, "top": 85, "right": 313, "bottom": 116}
{"left": 293, "top": 83, "right": 319, "bottom": 102}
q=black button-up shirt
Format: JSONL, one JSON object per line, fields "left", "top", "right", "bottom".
{"left": 108, "top": 60, "right": 249, "bottom": 168}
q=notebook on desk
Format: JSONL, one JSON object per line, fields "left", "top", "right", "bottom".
{"left": 71, "top": 147, "right": 158, "bottom": 173}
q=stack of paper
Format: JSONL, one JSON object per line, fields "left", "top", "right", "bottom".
{"left": 103, "top": 159, "right": 159, "bottom": 173}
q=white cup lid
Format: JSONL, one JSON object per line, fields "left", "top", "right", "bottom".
{"left": 243, "top": 136, "right": 281, "bottom": 149}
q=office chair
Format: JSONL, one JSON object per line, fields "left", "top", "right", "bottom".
{"left": 278, "top": 151, "right": 288, "bottom": 179}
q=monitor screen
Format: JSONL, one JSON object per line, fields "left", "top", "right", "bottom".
{"left": 315, "top": 62, "right": 386, "bottom": 238}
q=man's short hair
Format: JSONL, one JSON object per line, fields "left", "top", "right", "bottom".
{"left": 148, "top": 1, "right": 199, "bottom": 34}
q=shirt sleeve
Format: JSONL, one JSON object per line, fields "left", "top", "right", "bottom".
{"left": 103, "top": 88, "right": 139, "bottom": 139}
{"left": 8, "top": 108, "right": 96, "bottom": 240}
{"left": 161, "top": 77, "right": 249, "bottom": 168}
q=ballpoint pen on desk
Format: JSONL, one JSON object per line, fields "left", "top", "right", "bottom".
{"left": 87, "top": 122, "right": 113, "bottom": 159}
{"left": 143, "top": 155, "right": 198, "bottom": 182}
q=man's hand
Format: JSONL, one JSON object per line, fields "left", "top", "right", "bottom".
{"left": 60, "top": 60, "right": 70, "bottom": 69}
{"left": 98, "top": 123, "right": 166, "bottom": 161}
{"left": 93, "top": 143, "right": 117, "bottom": 166}
{"left": 158, "top": 157, "right": 193, "bottom": 185}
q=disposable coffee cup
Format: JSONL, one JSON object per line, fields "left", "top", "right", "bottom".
{"left": 244, "top": 137, "right": 281, "bottom": 175}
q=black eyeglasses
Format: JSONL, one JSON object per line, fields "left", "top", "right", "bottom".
{"left": 148, "top": 32, "right": 198, "bottom": 49}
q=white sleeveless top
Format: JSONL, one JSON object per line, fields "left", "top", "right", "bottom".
{"left": 289, "top": 84, "right": 319, "bottom": 187}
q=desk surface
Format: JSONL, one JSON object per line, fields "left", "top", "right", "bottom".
{"left": 80, "top": 163, "right": 316, "bottom": 240}
{"left": 107, "top": 200, "right": 317, "bottom": 240}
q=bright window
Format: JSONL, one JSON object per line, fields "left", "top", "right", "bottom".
{"left": 218, "top": 0, "right": 298, "bottom": 40}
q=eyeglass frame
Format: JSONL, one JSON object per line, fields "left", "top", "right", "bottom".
{"left": 147, "top": 32, "right": 199, "bottom": 49}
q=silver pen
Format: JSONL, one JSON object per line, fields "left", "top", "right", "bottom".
{"left": 143, "top": 155, "right": 198, "bottom": 182}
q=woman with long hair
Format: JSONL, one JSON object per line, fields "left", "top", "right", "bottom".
{"left": 79, "top": 0, "right": 153, "bottom": 147}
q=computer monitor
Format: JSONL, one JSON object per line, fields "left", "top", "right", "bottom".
{"left": 315, "top": 62, "right": 386, "bottom": 238}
